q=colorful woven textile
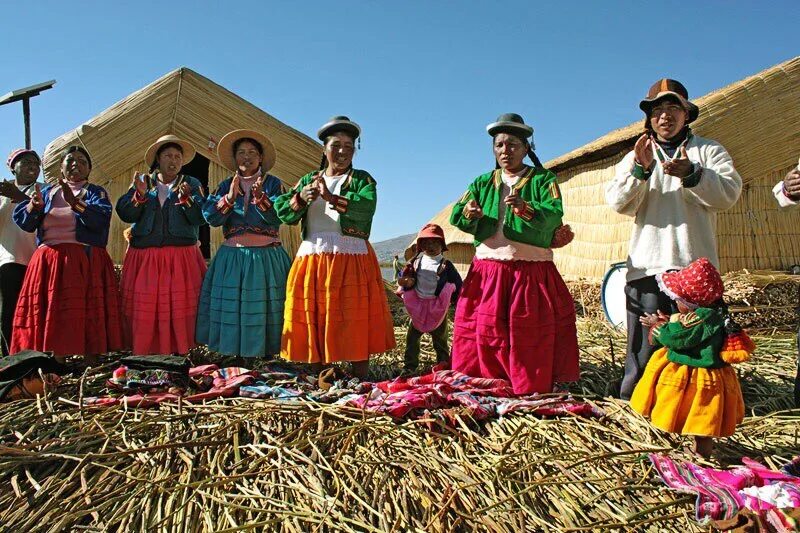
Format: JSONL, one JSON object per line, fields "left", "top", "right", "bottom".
{"left": 649, "top": 453, "right": 800, "bottom": 526}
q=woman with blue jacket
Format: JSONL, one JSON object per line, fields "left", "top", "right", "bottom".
{"left": 12, "top": 146, "right": 123, "bottom": 363}
{"left": 116, "top": 135, "right": 207, "bottom": 356}
{"left": 196, "top": 129, "right": 291, "bottom": 357}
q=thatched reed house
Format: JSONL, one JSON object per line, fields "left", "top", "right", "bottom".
{"left": 42, "top": 67, "right": 321, "bottom": 263}
{"left": 408, "top": 56, "right": 800, "bottom": 280}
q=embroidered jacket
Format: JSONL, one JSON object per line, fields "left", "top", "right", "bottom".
{"left": 651, "top": 307, "right": 726, "bottom": 369}
{"left": 450, "top": 167, "right": 563, "bottom": 249}
{"left": 116, "top": 174, "right": 206, "bottom": 248}
{"left": 13, "top": 182, "right": 112, "bottom": 248}
{"left": 274, "top": 169, "right": 377, "bottom": 240}
{"left": 203, "top": 174, "right": 283, "bottom": 240}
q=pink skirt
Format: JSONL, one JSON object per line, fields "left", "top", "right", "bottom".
{"left": 400, "top": 283, "right": 456, "bottom": 333}
{"left": 451, "top": 259, "right": 579, "bottom": 395}
{"left": 12, "top": 243, "right": 125, "bottom": 356}
{"left": 120, "top": 245, "right": 207, "bottom": 355}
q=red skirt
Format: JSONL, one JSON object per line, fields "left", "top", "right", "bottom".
{"left": 120, "top": 245, "right": 207, "bottom": 355}
{"left": 451, "top": 259, "right": 579, "bottom": 395}
{"left": 12, "top": 243, "right": 125, "bottom": 356}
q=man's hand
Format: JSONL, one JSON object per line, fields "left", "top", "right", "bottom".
{"left": 663, "top": 146, "right": 693, "bottom": 178}
{"left": 633, "top": 133, "right": 654, "bottom": 170}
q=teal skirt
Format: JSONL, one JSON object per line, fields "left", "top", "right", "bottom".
{"left": 196, "top": 245, "right": 291, "bottom": 357}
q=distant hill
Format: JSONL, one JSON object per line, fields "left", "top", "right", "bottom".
{"left": 371, "top": 233, "right": 415, "bottom": 264}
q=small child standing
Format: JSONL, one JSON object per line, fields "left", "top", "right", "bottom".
{"left": 631, "top": 258, "right": 755, "bottom": 457}
{"left": 398, "top": 224, "right": 462, "bottom": 372}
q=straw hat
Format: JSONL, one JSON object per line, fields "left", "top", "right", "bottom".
{"left": 216, "top": 129, "right": 276, "bottom": 173}
{"left": 316, "top": 116, "right": 361, "bottom": 141}
{"left": 486, "top": 113, "right": 533, "bottom": 139}
{"left": 144, "top": 135, "right": 196, "bottom": 167}
{"left": 639, "top": 79, "right": 700, "bottom": 123}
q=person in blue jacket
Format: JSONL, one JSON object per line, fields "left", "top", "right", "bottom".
{"left": 11, "top": 146, "right": 124, "bottom": 363}
{"left": 116, "top": 135, "right": 208, "bottom": 356}
{"left": 196, "top": 129, "right": 291, "bottom": 357}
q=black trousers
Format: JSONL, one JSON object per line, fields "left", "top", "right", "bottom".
{"left": 620, "top": 275, "right": 678, "bottom": 400}
{"left": 404, "top": 319, "right": 450, "bottom": 370}
{"left": 0, "top": 262, "right": 27, "bottom": 356}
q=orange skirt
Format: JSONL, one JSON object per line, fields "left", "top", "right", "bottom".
{"left": 280, "top": 246, "right": 395, "bottom": 363}
{"left": 630, "top": 347, "right": 744, "bottom": 437}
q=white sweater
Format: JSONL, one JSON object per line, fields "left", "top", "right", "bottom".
{"left": 605, "top": 134, "right": 742, "bottom": 282}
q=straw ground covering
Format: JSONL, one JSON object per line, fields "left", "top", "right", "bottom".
{"left": 0, "top": 310, "right": 797, "bottom": 530}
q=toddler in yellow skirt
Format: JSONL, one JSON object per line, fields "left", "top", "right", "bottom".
{"left": 630, "top": 258, "right": 755, "bottom": 457}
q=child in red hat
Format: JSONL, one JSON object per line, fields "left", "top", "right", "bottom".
{"left": 397, "top": 223, "right": 462, "bottom": 372}
{"left": 631, "top": 258, "right": 755, "bottom": 457}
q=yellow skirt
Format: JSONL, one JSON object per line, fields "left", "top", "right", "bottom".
{"left": 280, "top": 245, "right": 396, "bottom": 364}
{"left": 630, "top": 347, "right": 744, "bottom": 437}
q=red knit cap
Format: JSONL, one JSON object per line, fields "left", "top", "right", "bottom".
{"left": 656, "top": 258, "right": 724, "bottom": 307}
{"left": 6, "top": 148, "right": 40, "bottom": 171}
{"left": 416, "top": 223, "right": 447, "bottom": 251}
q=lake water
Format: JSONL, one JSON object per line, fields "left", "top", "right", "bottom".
{"left": 381, "top": 267, "right": 398, "bottom": 282}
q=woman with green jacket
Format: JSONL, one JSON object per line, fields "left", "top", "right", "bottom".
{"left": 450, "top": 113, "right": 579, "bottom": 395}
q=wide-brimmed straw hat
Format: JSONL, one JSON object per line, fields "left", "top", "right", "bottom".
{"left": 486, "top": 113, "right": 534, "bottom": 139}
{"left": 216, "top": 129, "right": 277, "bottom": 173}
{"left": 639, "top": 79, "right": 700, "bottom": 123}
{"left": 144, "top": 135, "right": 196, "bottom": 168}
{"left": 317, "top": 116, "right": 361, "bottom": 141}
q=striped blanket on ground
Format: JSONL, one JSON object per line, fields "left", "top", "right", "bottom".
{"left": 649, "top": 453, "right": 800, "bottom": 530}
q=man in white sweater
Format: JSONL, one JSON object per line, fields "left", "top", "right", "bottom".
{"left": 773, "top": 161, "right": 800, "bottom": 407}
{"left": 605, "top": 79, "right": 742, "bottom": 400}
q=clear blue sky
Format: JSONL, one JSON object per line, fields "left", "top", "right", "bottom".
{"left": 1, "top": 1, "right": 797, "bottom": 241}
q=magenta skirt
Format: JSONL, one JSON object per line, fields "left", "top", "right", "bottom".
{"left": 400, "top": 283, "right": 456, "bottom": 333}
{"left": 120, "top": 245, "right": 207, "bottom": 355}
{"left": 451, "top": 259, "right": 579, "bottom": 395}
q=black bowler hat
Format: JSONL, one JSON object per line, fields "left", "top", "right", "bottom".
{"left": 486, "top": 113, "right": 534, "bottom": 138}
{"left": 317, "top": 116, "right": 361, "bottom": 141}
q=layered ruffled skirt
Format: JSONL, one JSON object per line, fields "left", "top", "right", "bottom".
{"left": 451, "top": 259, "right": 579, "bottom": 395}
{"left": 11, "top": 243, "right": 124, "bottom": 356}
{"left": 196, "top": 245, "right": 291, "bottom": 357}
{"left": 281, "top": 245, "right": 395, "bottom": 363}
{"left": 630, "top": 347, "right": 744, "bottom": 437}
{"left": 120, "top": 245, "right": 207, "bottom": 355}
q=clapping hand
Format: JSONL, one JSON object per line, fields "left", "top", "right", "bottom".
{"left": 633, "top": 133, "right": 654, "bottom": 170}
{"left": 315, "top": 175, "right": 334, "bottom": 202}
{"left": 464, "top": 199, "right": 483, "bottom": 220}
{"left": 251, "top": 175, "right": 265, "bottom": 203}
{"left": 0, "top": 180, "right": 25, "bottom": 203}
{"left": 504, "top": 191, "right": 524, "bottom": 211}
{"left": 27, "top": 184, "right": 43, "bottom": 212}
{"left": 59, "top": 177, "right": 77, "bottom": 207}
{"left": 227, "top": 174, "right": 241, "bottom": 204}
{"left": 300, "top": 176, "right": 320, "bottom": 203}
{"left": 783, "top": 168, "right": 800, "bottom": 200}
{"left": 177, "top": 182, "right": 192, "bottom": 203}
{"left": 132, "top": 172, "right": 148, "bottom": 196}
{"left": 639, "top": 310, "right": 670, "bottom": 328}
{"left": 662, "top": 146, "right": 693, "bottom": 178}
